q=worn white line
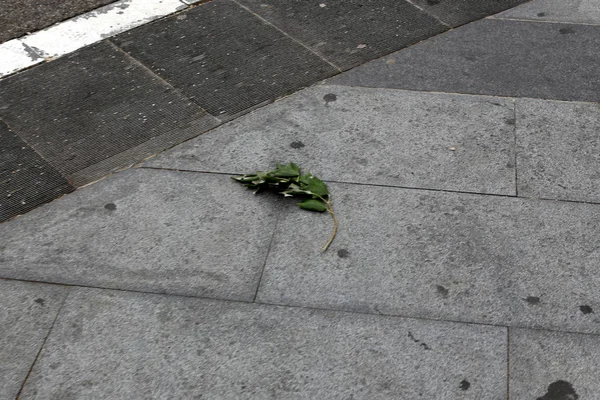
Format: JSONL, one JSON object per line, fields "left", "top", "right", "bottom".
{"left": 0, "top": 39, "right": 44, "bottom": 77}
{"left": 22, "top": 0, "right": 186, "bottom": 59}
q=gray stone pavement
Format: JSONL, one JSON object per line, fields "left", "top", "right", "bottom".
{"left": 18, "top": 288, "right": 507, "bottom": 399}
{"left": 2, "top": 0, "right": 600, "bottom": 398}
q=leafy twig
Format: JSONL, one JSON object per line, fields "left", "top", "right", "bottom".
{"left": 232, "top": 163, "right": 338, "bottom": 251}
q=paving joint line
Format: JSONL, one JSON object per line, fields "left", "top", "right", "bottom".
{"left": 230, "top": 0, "right": 342, "bottom": 72}
{"left": 321, "top": 84, "right": 600, "bottom": 106}
{"left": 252, "top": 212, "right": 279, "bottom": 302}
{"left": 512, "top": 100, "right": 519, "bottom": 197}
{"left": 14, "top": 289, "right": 71, "bottom": 400}
{"left": 2, "top": 276, "right": 599, "bottom": 338}
{"left": 506, "top": 327, "right": 511, "bottom": 400}
{"left": 106, "top": 39, "right": 221, "bottom": 122}
{"left": 0, "top": 117, "right": 73, "bottom": 185}
{"left": 139, "top": 166, "right": 600, "bottom": 207}
{"left": 404, "top": 0, "right": 451, "bottom": 28}
{"left": 488, "top": 16, "right": 600, "bottom": 27}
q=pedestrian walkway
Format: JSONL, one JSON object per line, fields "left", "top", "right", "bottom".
{"left": 0, "top": 0, "right": 529, "bottom": 222}
{"left": 2, "top": 0, "right": 600, "bottom": 398}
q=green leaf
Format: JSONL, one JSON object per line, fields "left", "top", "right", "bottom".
{"left": 272, "top": 162, "right": 301, "bottom": 178}
{"left": 299, "top": 174, "right": 329, "bottom": 197}
{"left": 231, "top": 175, "right": 259, "bottom": 183}
{"left": 297, "top": 199, "right": 327, "bottom": 212}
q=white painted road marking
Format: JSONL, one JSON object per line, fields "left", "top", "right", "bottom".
{"left": 0, "top": 39, "right": 44, "bottom": 77}
{"left": 0, "top": 0, "right": 188, "bottom": 78}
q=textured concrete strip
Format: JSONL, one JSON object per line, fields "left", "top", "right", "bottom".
{"left": 21, "top": 0, "right": 186, "bottom": 59}
{"left": 510, "top": 328, "right": 600, "bottom": 399}
{"left": 0, "top": 120, "right": 74, "bottom": 223}
{"left": 493, "top": 0, "right": 600, "bottom": 25}
{"left": 20, "top": 288, "right": 507, "bottom": 399}
{"left": 257, "top": 182, "right": 600, "bottom": 334}
{"left": 409, "top": 0, "right": 529, "bottom": 27}
{"left": 0, "top": 41, "right": 218, "bottom": 186}
{"left": 0, "top": 39, "right": 43, "bottom": 77}
{"left": 330, "top": 19, "right": 600, "bottom": 103}
{"left": 112, "top": 0, "right": 338, "bottom": 119}
{"left": 0, "top": 0, "right": 116, "bottom": 43}
{"left": 235, "top": 0, "right": 448, "bottom": 69}
{"left": 146, "top": 86, "right": 517, "bottom": 195}
{"left": 0, "top": 169, "right": 277, "bottom": 301}
{"left": 0, "top": 279, "right": 69, "bottom": 400}
{"left": 516, "top": 98, "right": 600, "bottom": 203}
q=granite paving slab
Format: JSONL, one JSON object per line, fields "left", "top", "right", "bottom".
{"left": 146, "top": 86, "right": 517, "bottom": 195}
{"left": 0, "top": 169, "right": 277, "bottom": 301}
{"left": 19, "top": 288, "right": 507, "bottom": 399}
{"left": 0, "top": 279, "right": 69, "bottom": 400}
{"left": 510, "top": 328, "right": 600, "bottom": 399}
{"left": 112, "top": 0, "right": 338, "bottom": 119}
{"left": 0, "top": 41, "right": 218, "bottom": 187}
{"left": 409, "top": 0, "right": 529, "bottom": 27}
{"left": 494, "top": 0, "right": 600, "bottom": 25}
{"left": 516, "top": 98, "right": 600, "bottom": 203}
{"left": 0, "top": 119, "right": 73, "bottom": 222}
{"left": 257, "top": 182, "right": 600, "bottom": 334}
{"left": 235, "top": 0, "right": 448, "bottom": 69}
{"left": 0, "top": 0, "right": 116, "bottom": 43}
{"left": 330, "top": 19, "right": 600, "bottom": 103}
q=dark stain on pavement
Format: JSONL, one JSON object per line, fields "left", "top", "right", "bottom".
{"left": 525, "top": 296, "right": 541, "bottom": 305}
{"left": 579, "top": 305, "right": 593, "bottom": 314}
{"left": 34, "top": 298, "right": 45, "bottom": 306}
{"left": 408, "top": 331, "right": 431, "bottom": 350}
{"left": 337, "top": 249, "right": 350, "bottom": 258}
{"left": 537, "top": 12, "right": 546, "bottom": 17}
{"left": 459, "top": 380, "right": 470, "bottom": 391}
{"left": 104, "top": 203, "right": 117, "bottom": 211}
{"left": 290, "top": 141, "right": 305, "bottom": 149}
{"left": 323, "top": 93, "right": 337, "bottom": 104}
{"left": 559, "top": 27, "right": 575, "bottom": 35}
{"left": 436, "top": 285, "right": 449, "bottom": 297}
{"left": 537, "top": 380, "right": 579, "bottom": 400}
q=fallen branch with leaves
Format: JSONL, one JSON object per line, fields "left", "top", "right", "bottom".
{"left": 232, "top": 163, "right": 338, "bottom": 251}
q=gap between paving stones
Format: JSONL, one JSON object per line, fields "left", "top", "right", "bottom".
{"left": 2, "top": 276, "right": 599, "bottom": 341}
{"left": 230, "top": 0, "right": 341, "bottom": 72}
{"left": 14, "top": 291, "right": 70, "bottom": 399}
{"left": 489, "top": 16, "right": 600, "bottom": 26}
{"left": 140, "top": 166, "right": 600, "bottom": 210}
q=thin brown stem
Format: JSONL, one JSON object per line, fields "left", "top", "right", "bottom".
{"left": 322, "top": 200, "right": 338, "bottom": 252}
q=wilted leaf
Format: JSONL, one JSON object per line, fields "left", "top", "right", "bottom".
{"left": 231, "top": 162, "right": 337, "bottom": 251}
{"left": 299, "top": 174, "right": 329, "bottom": 197}
{"left": 272, "top": 162, "right": 301, "bottom": 178}
{"left": 297, "top": 199, "right": 327, "bottom": 212}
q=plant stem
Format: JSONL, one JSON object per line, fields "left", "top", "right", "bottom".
{"left": 321, "top": 199, "right": 338, "bottom": 252}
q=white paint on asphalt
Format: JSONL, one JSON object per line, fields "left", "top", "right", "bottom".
{"left": 0, "top": 0, "right": 190, "bottom": 78}
{"left": 0, "top": 39, "right": 44, "bottom": 77}
{"left": 21, "top": 0, "right": 186, "bottom": 58}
